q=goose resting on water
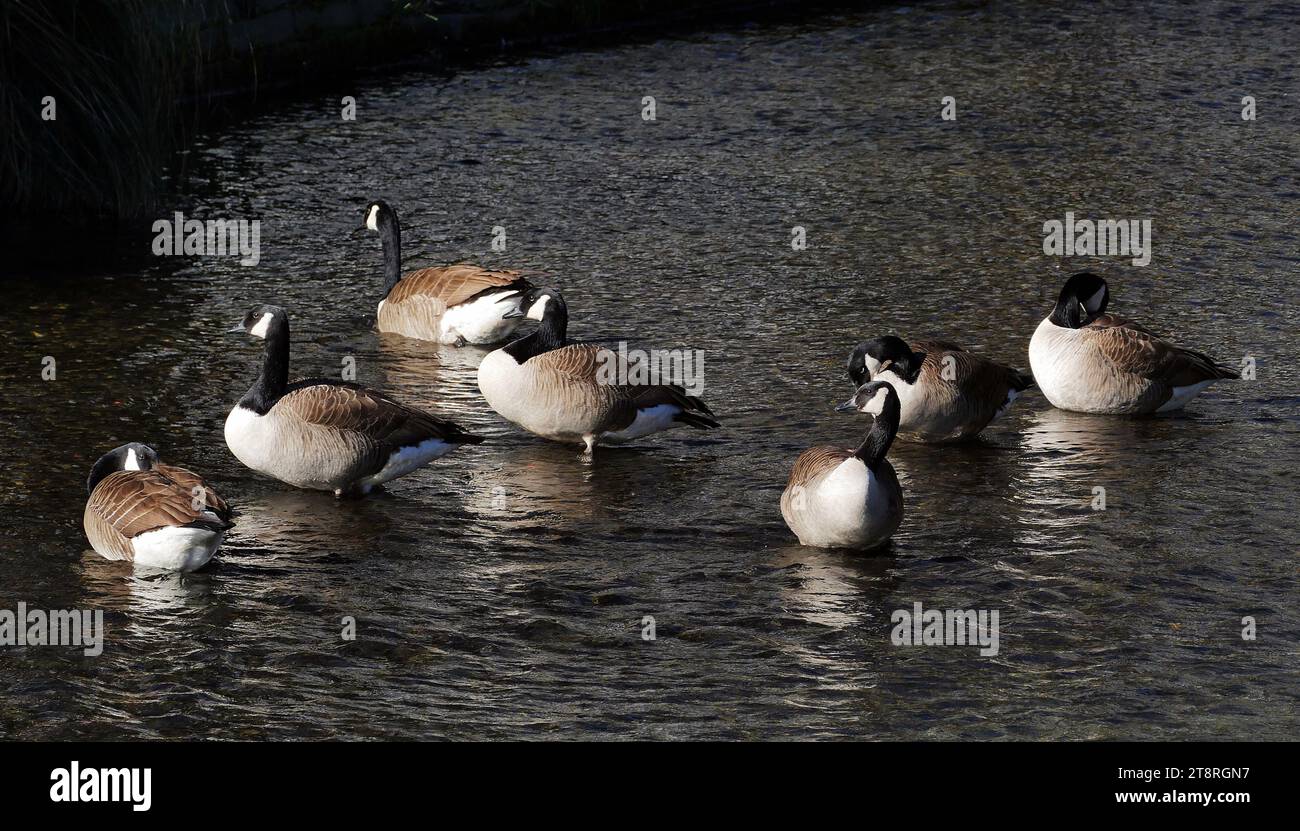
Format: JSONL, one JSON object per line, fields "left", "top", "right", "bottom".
{"left": 476, "top": 288, "right": 719, "bottom": 454}
{"left": 83, "top": 443, "right": 232, "bottom": 571}
{"left": 848, "top": 335, "right": 1033, "bottom": 443}
{"left": 780, "top": 381, "right": 904, "bottom": 550}
{"left": 1028, "top": 272, "right": 1238, "bottom": 414}
{"left": 224, "top": 304, "right": 483, "bottom": 496}
{"left": 361, "top": 200, "right": 533, "bottom": 345}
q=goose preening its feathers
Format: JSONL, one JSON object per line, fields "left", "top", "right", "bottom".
{"left": 362, "top": 200, "right": 533, "bottom": 345}
{"left": 476, "top": 289, "right": 719, "bottom": 454}
{"left": 83, "top": 443, "right": 233, "bottom": 571}
{"left": 1029, "top": 273, "right": 1239, "bottom": 414}
{"left": 224, "top": 304, "right": 484, "bottom": 496}
{"left": 848, "top": 336, "right": 1033, "bottom": 443}
{"left": 780, "top": 381, "right": 904, "bottom": 550}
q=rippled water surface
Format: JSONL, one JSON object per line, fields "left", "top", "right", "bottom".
{"left": 3, "top": 0, "right": 1298, "bottom": 740}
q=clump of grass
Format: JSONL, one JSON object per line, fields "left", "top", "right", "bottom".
{"left": 0, "top": 0, "right": 200, "bottom": 223}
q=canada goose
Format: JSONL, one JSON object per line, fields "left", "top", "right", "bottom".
{"left": 225, "top": 304, "right": 484, "bottom": 496}
{"left": 476, "top": 288, "right": 719, "bottom": 454}
{"left": 83, "top": 443, "right": 232, "bottom": 571}
{"left": 780, "top": 381, "right": 903, "bottom": 550}
{"left": 847, "top": 336, "right": 1033, "bottom": 442}
{"left": 361, "top": 200, "right": 533, "bottom": 345}
{"left": 1029, "top": 272, "right": 1238, "bottom": 414}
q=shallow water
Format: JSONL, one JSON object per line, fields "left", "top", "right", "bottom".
{"left": 3, "top": 0, "right": 1298, "bottom": 740}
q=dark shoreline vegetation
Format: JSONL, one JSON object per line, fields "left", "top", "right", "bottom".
{"left": 1, "top": 0, "right": 861, "bottom": 273}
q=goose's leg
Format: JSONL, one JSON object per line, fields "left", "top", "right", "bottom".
{"left": 581, "top": 434, "right": 597, "bottom": 459}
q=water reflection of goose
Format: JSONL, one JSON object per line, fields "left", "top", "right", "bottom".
{"left": 770, "top": 545, "right": 897, "bottom": 630}
{"left": 464, "top": 442, "right": 685, "bottom": 525}
{"left": 1012, "top": 407, "right": 1164, "bottom": 543}
{"left": 369, "top": 335, "right": 489, "bottom": 428}
{"left": 228, "top": 489, "right": 398, "bottom": 561}
{"left": 78, "top": 552, "right": 215, "bottom": 624}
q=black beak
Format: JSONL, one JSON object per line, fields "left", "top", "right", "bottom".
{"left": 502, "top": 308, "right": 525, "bottom": 319}
{"left": 227, "top": 322, "right": 246, "bottom": 334}
{"left": 835, "top": 398, "right": 857, "bottom": 413}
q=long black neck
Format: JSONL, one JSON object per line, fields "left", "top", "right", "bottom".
{"left": 854, "top": 395, "right": 900, "bottom": 469}
{"left": 86, "top": 453, "right": 122, "bottom": 495}
{"left": 503, "top": 299, "right": 568, "bottom": 363}
{"left": 1049, "top": 296, "right": 1085, "bottom": 329}
{"left": 239, "top": 320, "right": 290, "bottom": 414}
{"left": 379, "top": 215, "right": 402, "bottom": 298}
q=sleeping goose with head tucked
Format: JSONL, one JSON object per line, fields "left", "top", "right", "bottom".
{"left": 476, "top": 288, "right": 719, "bottom": 455}
{"left": 847, "top": 336, "right": 1033, "bottom": 443}
{"left": 780, "top": 381, "right": 904, "bottom": 550}
{"left": 83, "top": 443, "right": 233, "bottom": 571}
{"left": 1029, "top": 272, "right": 1238, "bottom": 414}
{"left": 224, "top": 304, "right": 483, "bottom": 497}
{"left": 361, "top": 200, "right": 533, "bottom": 345}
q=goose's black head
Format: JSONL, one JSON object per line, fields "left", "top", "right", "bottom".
{"left": 836, "top": 380, "right": 900, "bottom": 418}
{"left": 836, "top": 381, "right": 901, "bottom": 467}
{"left": 87, "top": 442, "right": 158, "bottom": 495}
{"left": 505, "top": 287, "right": 566, "bottom": 322}
{"left": 502, "top": 288, "right": 568, "bottom": 361}
{"left": 1050, "top": 272, "right": 1109, "bottom": 329}
{"left": 228, "top": 304, "right": 289, "bottom": 341}
{"left": 849, "top": 336, "right": 921, "bottom": 385}
{"left": 361, "top": 199, "right": 397, "bottom": 233}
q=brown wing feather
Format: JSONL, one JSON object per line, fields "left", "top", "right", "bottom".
{"left": 154, "top": 463, "right": 231, "bottom": 522}
{"left": 388, "top": 265, "right": 529, "bottom": 309}
{"left": 787, "top": 446, "right": 854, "bottom": 487}
{"left": 276, "top": 382, "right": 483, "bottom": 450}
{"left": 88, "top": 470, "right": 225, "bottom": 542}
{"left": 1090, "top": 326, "right": 1236, "bottom": 386}
{"left": 916, "top": 344, "right": 1027, "bottom": 391}
{"left": 1086, "top": 314, "right": 1158, "bottom": 336}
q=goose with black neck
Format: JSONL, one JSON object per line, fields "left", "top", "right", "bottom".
{"left": 1028, "top": 272, "right": 1238, "bottom": 414}
{"left": 780, "top": 381, "right": 904, "bottom": 550}
{"left": 224, "top": 304, "right": 483, "bottom": 496}
{"left": 361, "top": 200, "right": 533, "bottom": 345}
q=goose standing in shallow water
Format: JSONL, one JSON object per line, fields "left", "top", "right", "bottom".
{"left": 476, "top": 288, "right": 719, "bottom": 454}
{"left": 83, "top": 443, "right": 232, "bottom": 571}
{"left": 361, "top": 200, "right": 533, "bottom": 345}
{"left": 225, "top": 304, "right": 483, "bottom": 496}
{"left": 781, "top": 381, "right": 904, "bottom": 550}
{"left": 1029, "top": 272, "right": 1238, "bottom": 414}
{"left": 848, "top": 336, "right": 1033, "bottom": 442}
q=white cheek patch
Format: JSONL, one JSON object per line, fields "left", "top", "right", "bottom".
{"left": 124, "top": 448, "right": 140, "bottom": 471}
{"left": 863, "top": 387, "right": 889, "bottom": 416}
{"left": 365, "top": 205, "right": 379, "bottom": 231}
{"left": 1084, "top": 286, "right": 1107, "bottom": 313}
{"left": 248, "top": 312, "right": 273, "bottom": 339}
{"left": 864, "top": 356, "right": 882, "bottom": 376}
{"left": 526, "top": 296, "right": 550, "bottom": 321}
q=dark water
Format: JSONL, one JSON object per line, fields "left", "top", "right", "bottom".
{"left": 3, "top": 0, "right": 1298, "bottom": 740}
